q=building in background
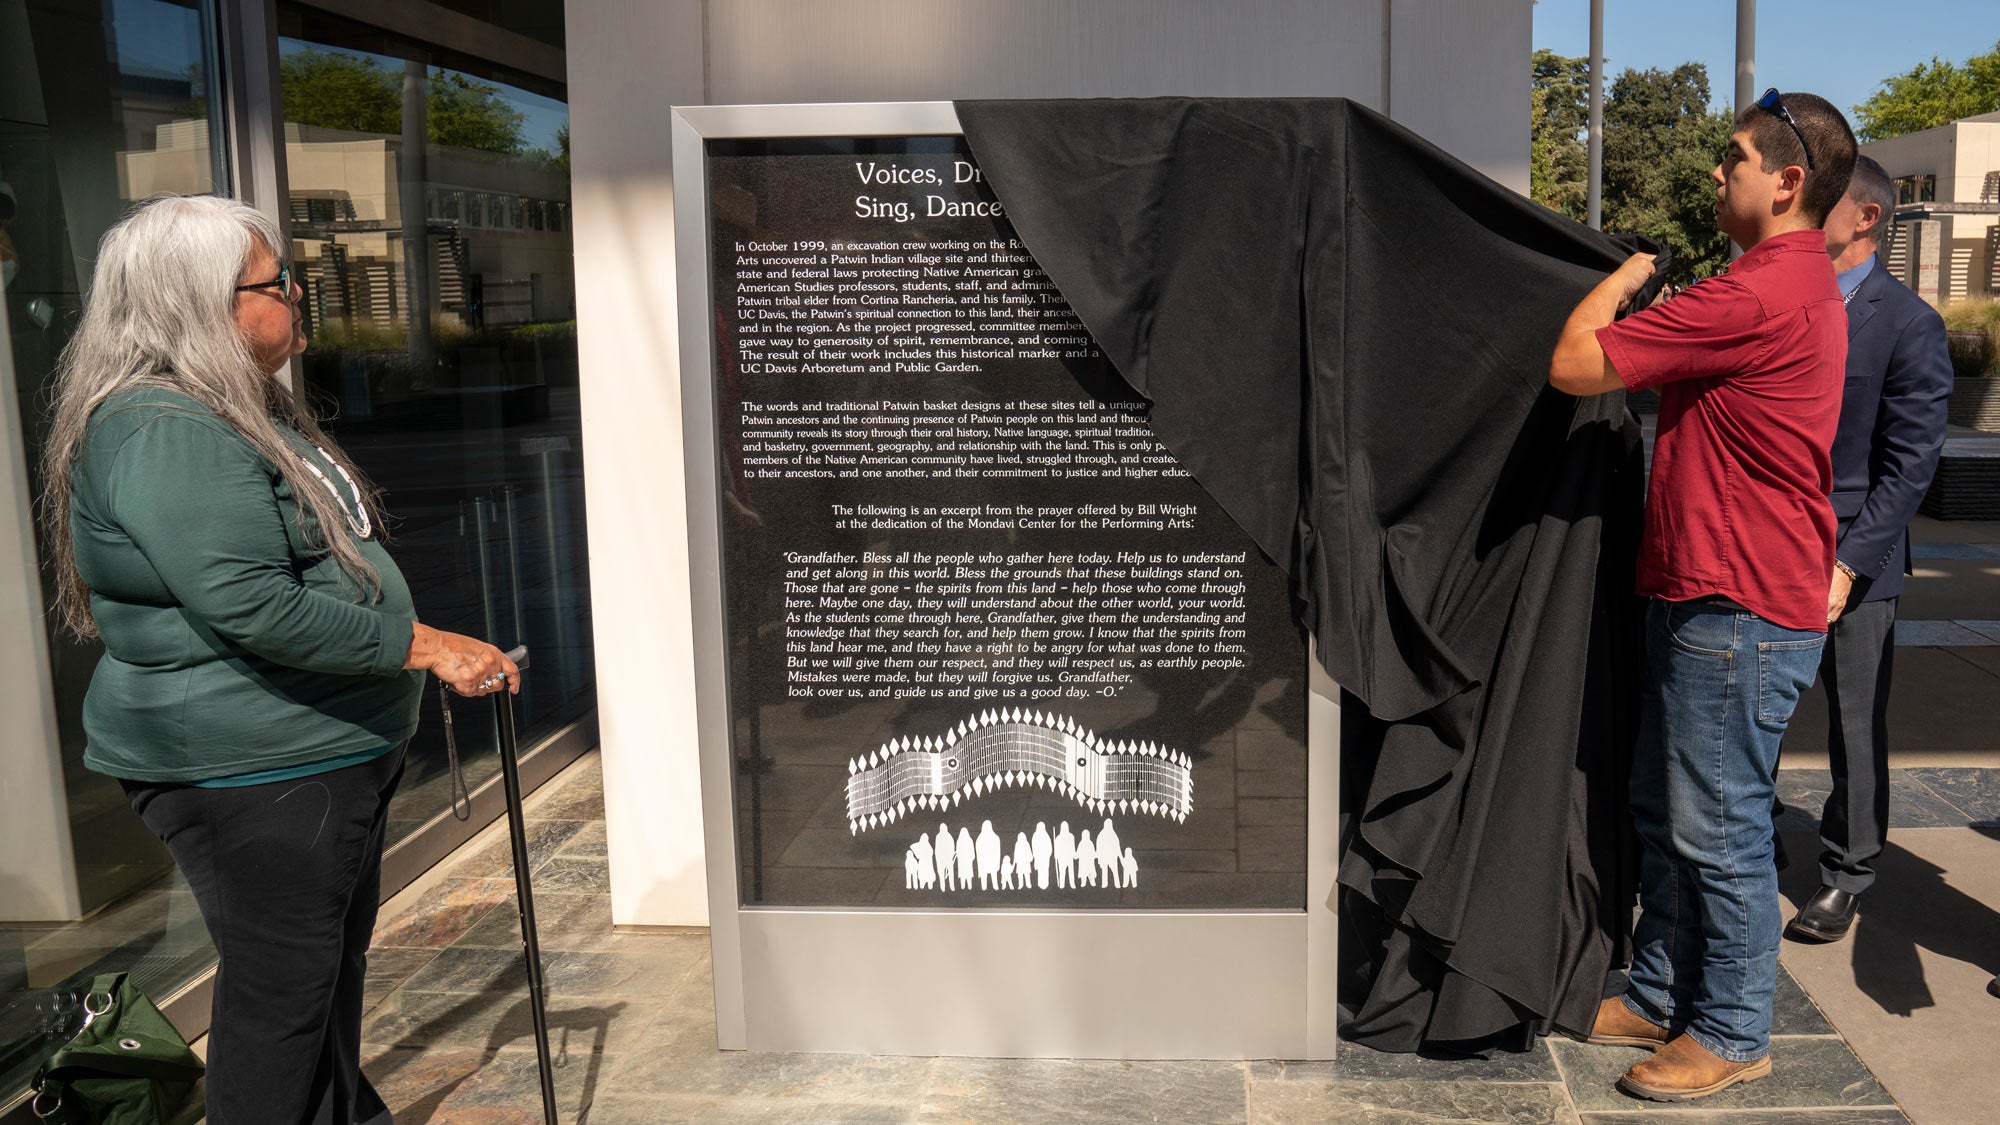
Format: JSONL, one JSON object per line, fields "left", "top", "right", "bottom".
{"left": 1865, "top": 109, "right": 2000, "bottom": 302}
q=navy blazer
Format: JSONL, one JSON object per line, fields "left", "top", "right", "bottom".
{"left": 1831, "top": 260, "right": 1953, "bottom": 602}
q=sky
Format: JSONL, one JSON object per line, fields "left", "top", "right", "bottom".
{"left": 1533, "top": 0, "right": 2000, "bottom": 119}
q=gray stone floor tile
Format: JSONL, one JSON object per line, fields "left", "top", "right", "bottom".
{"left": 359, "top": 1045, "right": 494, "bottom": 1119}
{"left": 1548, "top": 1036, "right": 1894, "bottom": 1112}
{"left": 372, "top": 878, "right": 515, "bottom": 948}
{"left": 611, "top": 1044, "right": 935, "bottom": 1107}
{"left": 396, "top": 941, "right": 703, "bottom": 1003}
{"left": 438, "top": 1045, "right": 624, "bottom": 1119}
{"left": 1246, "top": 1078, "right": 1577, "bottom": 1124}
{"left": 454, "top": 891, "right": 616, "bottom": 952}
{"left": 1772, "top": 966, "right": 1837, "bottom": 1036}
{"left": 584, "top": 1095, "right": 917, "bottom": 1123}
{"left": 1576, "top": 1104, "right": 1904, "bottom": 1112}
{"left": 451, "top": 818, "right": 588, "bottom": 880}
{"left": 606, "top": 996, "right": 936, "bottom": 1105}
{"left": 1959, "top": 620, "right": 2000, "bottom": 644}
{"left": 557, "top": 820, "right": 608, "bottom": 857}
{"left": 362, "top": 947, "right": 440, "bottom": 1013}
{"left": 528, "top": 856, "right": 614, "bottom": 894}
{"left": 1251, "top": 1038, "right": 1560, "bottom": 1083}
{"left": 919, "top": 1056, "right": 1249, "bottom": 1124}
{"left": 1895, "top": 620, "right": 1995, "bottom": 647}
{"left": 527, "top": 773, "right": 606, "bottom": 821}
{"left": 1903, "top": 768, "right": 2000, "bottom": 826}
{"left": 1777, "top": 769, "right": 1970, "bottom": 831}
{"left": 361, "top": 984, "right": 655, "bottom": 1054}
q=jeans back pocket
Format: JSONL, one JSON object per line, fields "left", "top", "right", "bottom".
{"left": 1756, "top": 637, "right": 1825, "bottom": 725}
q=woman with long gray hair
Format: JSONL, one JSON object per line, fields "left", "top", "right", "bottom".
{"left": 41, "top": 194, "right": 515, "bottom": 1124}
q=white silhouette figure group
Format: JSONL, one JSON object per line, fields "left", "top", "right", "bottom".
{"left": 905, "top": 818, "right": 1137, "bottom": 892}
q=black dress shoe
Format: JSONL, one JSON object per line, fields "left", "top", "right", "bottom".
{"left": 1785, "top": 887, "right": 1858, "bottom": 943}
{"left": 1988, "top": 976, "right": 1999, "bottom": 1000}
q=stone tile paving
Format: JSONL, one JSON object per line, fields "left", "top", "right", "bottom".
{"left": 1776, "top": 769, "right": 1975, "bottom": 833}
{"left": 1893, "top": 620, "right": 2000, "bottom": 646}
{"left": 1902, "top": 768, "right": 2000, "bottom": 828}
{"left": 355, "top": 751, "right": 1927, "bottom": 1123}
{"left": 1779, "top": 767, "right": 2000, "bottom": 833}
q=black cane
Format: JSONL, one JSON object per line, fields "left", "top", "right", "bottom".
{"left": 493, "top": 646, "right": 558, "bottom": 1125}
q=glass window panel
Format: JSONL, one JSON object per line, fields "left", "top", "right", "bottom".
{"left": 273, "top": 4, "right": 592, "bottom": 851}
{"left": 1, "top": 0, "right": 222, "bottom": 1101}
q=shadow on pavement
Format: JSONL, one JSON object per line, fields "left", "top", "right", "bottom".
{"left": 1781, "top": 826, "right": 2000, "bottom": 1016}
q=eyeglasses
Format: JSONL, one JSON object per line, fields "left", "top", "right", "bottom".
{"left": 1754, "top": 88, "right": 1814, "bottom": 171}
{"left": 234, "top": 260, "right": 293, "bottom": 297}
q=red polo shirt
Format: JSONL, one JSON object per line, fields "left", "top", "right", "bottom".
{"left": 1596, "top": 230, "right": 1845, "bottom": 632}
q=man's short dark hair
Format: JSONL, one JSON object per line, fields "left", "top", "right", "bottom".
{"left": 1733, "top": 91, "right": 1857, "bottom": 227}
{"left": 1845, "top": 155, "right": 1897, "bottom": 241}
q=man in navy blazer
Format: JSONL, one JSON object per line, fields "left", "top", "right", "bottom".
{"left": 1785, "top": 155, "right": 1953, "bottom": 944}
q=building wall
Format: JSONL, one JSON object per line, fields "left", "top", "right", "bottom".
{"left": 1863, "top": 117, "right": 2000, "bottom": 300}
{"left": 565, "top": 0, "right": 1536, "bottom": 926}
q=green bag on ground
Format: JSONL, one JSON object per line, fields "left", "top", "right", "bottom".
{"left": 28, "top": 972, "right": 203, "bottom": 1124}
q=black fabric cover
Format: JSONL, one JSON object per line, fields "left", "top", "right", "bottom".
{"left": 955, "top": 97, "right": 1656, "bottom": 1051}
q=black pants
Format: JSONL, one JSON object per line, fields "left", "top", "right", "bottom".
{"left": 124, "top": 747, "right": 405, "bottom": 1125}
{"left": 1815, "top": 596, "right": 1897, "bottom": 894}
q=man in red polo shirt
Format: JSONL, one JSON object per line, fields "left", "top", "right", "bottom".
{"left": 1547, "top": 90, "right": 1857, "bottom": 1101}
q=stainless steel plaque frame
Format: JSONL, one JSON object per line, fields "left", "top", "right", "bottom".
{"left": 673, "top": 102, "right": 1339, "bottom": 1059}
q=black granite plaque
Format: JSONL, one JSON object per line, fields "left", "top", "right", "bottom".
{"left": 706, "top": 136, "right": 1307, "bottom": 909}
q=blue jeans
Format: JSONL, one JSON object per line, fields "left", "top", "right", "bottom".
{"left": 1624, "top": 597, "right": 1825, "bottom": 1062}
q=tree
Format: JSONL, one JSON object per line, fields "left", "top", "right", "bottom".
{"left": 1852, "top": 41, "right": 2000, "bottom": 141}
{"left": 277, "top": 48, "right": 528, "bottom": 155}
{"left": 1527, "top": 54, "right": 1733, "bottom": 282}
{"left": 1531, "top": 49, "right": 1590, "bottom": 222}
{"left": 1601, "top": 63, "right": 1733, "bottom": 284}
{"left": 524, "top": 121, "right": 571, "bottom": 175}
{"left": 279, "top": 49, "right": 399, "bottom": 135}
{"left": 427, "top": 72, "right": 526, "bottom": 155}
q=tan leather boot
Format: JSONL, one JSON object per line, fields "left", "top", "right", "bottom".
{"left": 1618, "top": 1033, "right": 1771, "bottom": 1101}
{"left": 1579, "top": 997, "right": 1674, "bottom": 1047}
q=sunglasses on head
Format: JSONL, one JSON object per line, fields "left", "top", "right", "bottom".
{"left": 1754, "top": 88, "right": 1814, "bottom": 171}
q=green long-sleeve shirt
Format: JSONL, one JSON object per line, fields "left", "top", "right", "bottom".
{"left": 70, "top": 388, "right": 423, "bottom": 782}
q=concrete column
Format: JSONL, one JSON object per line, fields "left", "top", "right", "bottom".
{"left": 1735, "top": 0, "right": 1757, "bottom": 123}
{"left": 565, "top": 0, "right": 710, "bottom": 927}
{"left": 1586, "top": 0, "right": 1603, "bottom": 229}
{"left": 1910, "top": 219, "right": 1943, "bottom": 302}
{"left": 1734, "top": 0, "right": 1755, "bottom": 259}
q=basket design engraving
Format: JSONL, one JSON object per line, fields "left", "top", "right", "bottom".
{"left": 844, "top": 708, "right": 1192, "bottom": 834}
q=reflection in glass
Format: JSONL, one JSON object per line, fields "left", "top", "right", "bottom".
{"left": 1, "top": 0, "right": 223, "bottom": 1100}
{"left": 269, "top": 10, "right": 593, "bottom": 843}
